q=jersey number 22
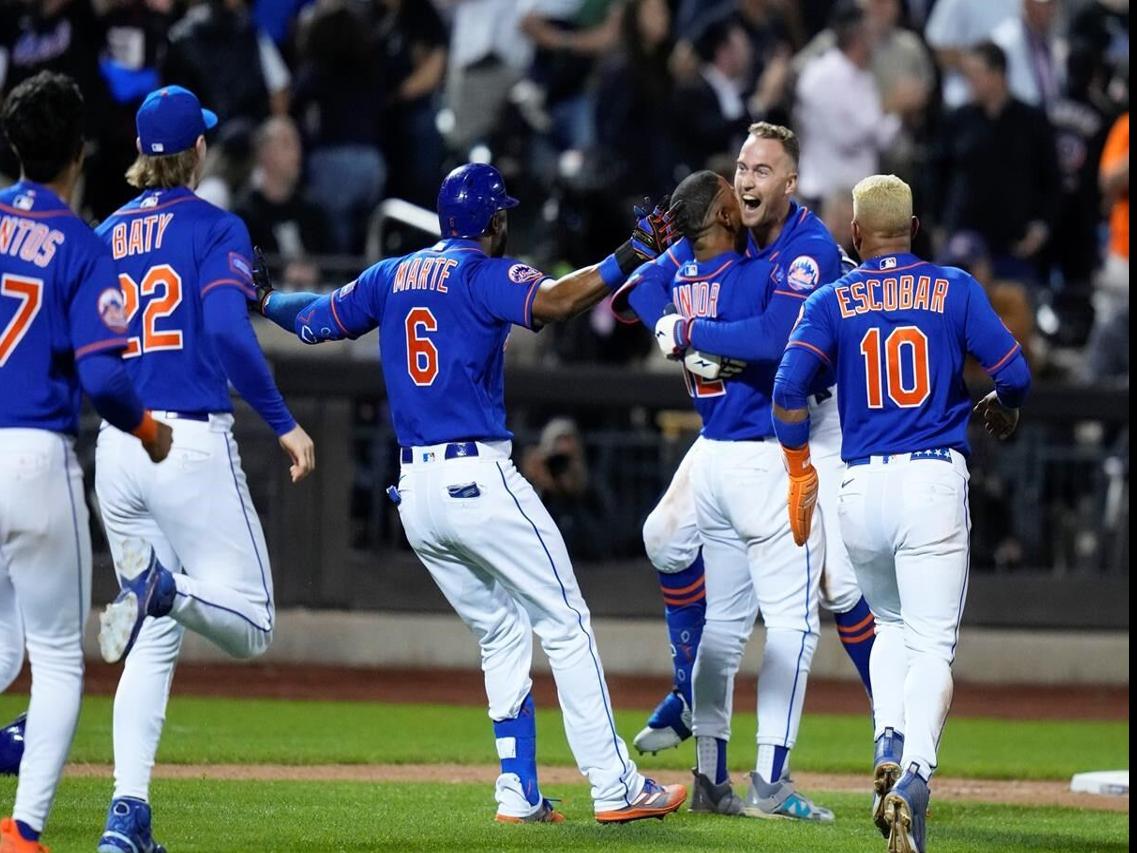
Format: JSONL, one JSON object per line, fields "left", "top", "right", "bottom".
{"left": 120, "top": 265, "right": 183, "bottom": 358}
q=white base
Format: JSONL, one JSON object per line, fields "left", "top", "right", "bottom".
{"left": 1070, "top": 770, "right": 1129, "bottom": 796}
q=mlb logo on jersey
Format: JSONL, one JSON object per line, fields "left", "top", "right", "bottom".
{"left": 13, "top": 193, "right": 34, "bottom": 211}
{"left": 787, "top": 255, "right": 820, "bottom": 291}
{"left": 881, "top": 256, "right": 898, "bottom": 270}
{"left": 97, "top": 288, "right": 129, "bottom": 333}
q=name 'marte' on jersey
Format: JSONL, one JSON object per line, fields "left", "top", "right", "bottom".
{"left": 301, "top": 238, "right": 550, "bottom": 446}
{"left": 786, "top": 253, "right": 1025, "bottom": 460}
{"left": 0, "top": 181, "right": 128, "bottom": 433}
{"left": 95, "top": 186, "right": 258, "bottom": 414}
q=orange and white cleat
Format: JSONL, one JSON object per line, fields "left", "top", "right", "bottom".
{"left": 595, "top": 779, "right": 688, "bottom": 824}
{"left": 494, "top": 799, "right": 565, "bottom": 824}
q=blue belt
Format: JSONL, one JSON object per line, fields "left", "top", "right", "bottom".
{"left": 847, "top": 447, "right": 953, "bottom": 466}
{"left": 154, "top": 410, "right": 210, "bottom": 422}
{"left": 400, "top": 442, "right": 480, "bottom": 464}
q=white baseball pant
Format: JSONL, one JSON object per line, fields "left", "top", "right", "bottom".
{"left": 94, "top": 412, "right": 274, "bottom": 801}
{"left": 0, "top": 429, "right": 89, "bottom": 833}
{"left": 394, "top": 440, "right": 644, "bottom": 814}
{"left": 690, "top": 438, "right": 823, "bottom": 752}
{"left": 837, "top": 450, "right": 971, "bottom": 781}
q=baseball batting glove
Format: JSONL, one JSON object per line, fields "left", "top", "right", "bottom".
{"left": 683, "top": 350, "right": 747, "bottom": 380}
{"left": 654, "top": 304, "right": 692, "bottom": 359}
{"left": 783, "top": 444, "right": 819, "bottom": 547}
{"left": 249, "top": 246, "right": 275, "bottom": 315}
{"left": 614, "top": 196, "right": 680, "bottom": 275}
{"left": 973, "top": 390, "right": 1020, "bottom": 439}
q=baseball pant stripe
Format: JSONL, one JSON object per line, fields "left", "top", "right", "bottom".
{"left": 948, "top": 487, "right": 972, "bottom": 663}
{"left": 224, "top": 437, "right": 273, "bottom": 629}
{"left": 781, "top": 541, "right": 812, "bottom": 748}
{"left": 175, "top": 590, "right": 271, "bottom": 633}
{"left": 495, "top": 462, "right": 632, "bottom": 807}
{"left": 62, "top": 435, "right": 85, "bottom": 637}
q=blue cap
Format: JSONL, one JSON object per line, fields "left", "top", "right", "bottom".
{"left": 136, "top": 86, "right": 218, "bottom": 156}
{"left": 437, "top": 163, "right": 519, "bottom": 239}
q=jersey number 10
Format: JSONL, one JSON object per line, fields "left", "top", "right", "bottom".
{"left": 860, "top": 326, "right": 930, "bottom": 408}
{"left": 120, "top": 265, "right": 184, "bottom": 358}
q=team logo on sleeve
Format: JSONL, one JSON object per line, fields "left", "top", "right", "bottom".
{"left": 229, "top": 252, "right": 253, "bottom": 281}
{"left": 507, "top": 264, "right": 545, "bottom": 284}
{"left": 97, "top": 288, "right": 129, "bottom": 333}
{"left": 336, "top": 281, "right": 356, "bottom": 299}
{"left": 786, "top": 255, "right": 821, "bottom": 291}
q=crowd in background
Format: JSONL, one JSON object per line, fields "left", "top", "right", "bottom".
{"left": 0, "top": 0, "right": 1128, "bottom": 382}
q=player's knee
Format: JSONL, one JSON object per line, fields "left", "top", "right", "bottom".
{"left": 227, "top": 627, "right": 273, "bottom": 660}
{"left": 642, "top": 509, "right": 697, "bottom": 573}
{"left": 0, "top": 643, "right": 24, "bottom": 693}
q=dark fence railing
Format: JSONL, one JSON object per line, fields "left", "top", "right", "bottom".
{"left": 79, "top": 357, "right": 1129, "bottom": 630}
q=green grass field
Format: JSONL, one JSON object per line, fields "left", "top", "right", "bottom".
{"left": 0, "top": 694, "right": 1128, "bottom": 852}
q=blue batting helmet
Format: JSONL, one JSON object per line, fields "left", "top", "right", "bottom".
{"left": 437, "top": 163, "right": 519, "bottom": 239}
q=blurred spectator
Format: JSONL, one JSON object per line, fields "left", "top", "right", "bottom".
{"left": 736, "top": 0, "right": 796, "bottom": 124}
{"left": 196, "top": 116, "right": 256, "bottom": 209}
{"left": 793, "top": 3, "right": 904, "bottom": 204}
{"left": 292, "top": 0, "right": 387, "bottom": 254}
{"left": 594, "top": 0, "right": 678, "bottom": 198}
{"left": 924, "top": 0, "right": 1017, "bottom": 107}
{"left": 234, "top": 116, "right": 330, "bottom": 287}
{"left": 519, "top": 0, "right": 622, "bottom": 155}
{"left": 1084, "top": 112, "right": 1128, "bottom": 381}
{"left": 93, "top": 0, "right": 175, "bottom": 215}
{"left": 929, "top": 41, "right": 1060, "bottom": 285}
{"left": 820, "top": 188, "right": 855, "bottom": 259}
{"left": 672, "top": 14, "right": 753, "bottom": 171}
{"left": 794, "top": 0, "right": 933, "bottom": 178}
{"left": 1047, "top": 40, "right": 1114, "bottom": 289}
{"left": 252, "top": 0, "right": 311, "bottom": 47}
{"left": 1069, "top": 0, "right": 1129, "bottom": 112}
{"left": 442, "top": 0, "right": 533, "bottom": 155}
{"left": 939, "top": 231, "right": 1037, "bottom": 376}
{"left": 377, "top": 0, "right": 446, "bottom": 207}
{"left": 521, "top": 417, "right": 612, "bottom": 560}
{"left": 0, "top": 0, "right": 116, "bottom": 213}
{"left": 991, "top": 0, "right": 1067, "bottom": 110}
{"left": 162, "top": 0, "right": 291, "bottom": 125}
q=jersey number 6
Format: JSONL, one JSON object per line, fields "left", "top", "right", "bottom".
{"left": 860, "top": 326, "right": 930, "bottom": 408}
{"left": 406, "top": 307, "right": 439, "bottom": 386}
{"left": 121, "top": 265, "right": 184, "bottom": 358}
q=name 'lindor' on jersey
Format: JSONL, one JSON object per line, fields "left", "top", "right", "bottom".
{"left": 673, "top": 269, "right": 721, "bottom": 319}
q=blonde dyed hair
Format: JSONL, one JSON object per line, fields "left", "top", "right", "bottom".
{"left": 852, "top": 174, "right": 912, "bottom": 237}
{"left": 125, "top": 147, "right": 199, "bottom": 190}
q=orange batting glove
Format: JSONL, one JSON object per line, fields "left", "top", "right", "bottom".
{"left": 783, "top": 444, "right": 818, "bottom": 547}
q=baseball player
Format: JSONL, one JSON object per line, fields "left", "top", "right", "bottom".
{"left": 772, "top": 175, "right": 1031, "bottom": 853}
{"left": 90, "top": 85, "right": 315, "bottom": 853}
{"left": 615, "top": 123, "right": 876, "bottom": 755}
{"left": 0, "top": 72, "right": 171, "bottom": 853}
{"left": 253, "top": 163, "right": 687, "bottom": 824}
{"left": 635, "top": 169, "right": 834, "bottom": 820}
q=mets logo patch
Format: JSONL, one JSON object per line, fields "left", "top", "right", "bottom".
{"left": 97, "top": 288, "right": 129, "bottom": 333}
{"left": 786, "top": 255, "right": 820, "bottom": 291}
{"left": 508, "top": 263, "right": 545, "bottom": 284}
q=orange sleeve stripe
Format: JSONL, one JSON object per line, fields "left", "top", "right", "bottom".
{"left": 201, "top": 278, "right": 255, "bottom": 299}
{"left": 74, "top": 338, "right": 127, "bottom": 359}
{"left": 788, "top": 340, "right": 832, "bottom": 365}
{"left": 662, "top": 589, "right": 708, "bottom": 607}
{"left": 329, "top": 295, "right": 350, "bottom": 336}
{"left": 660, "top": 576, "right": 706, "bottom": 597}
{"left": 985, "top": 343, "right": 1021, "bottom": 374}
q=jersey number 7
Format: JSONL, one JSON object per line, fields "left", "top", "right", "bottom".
{"left": 860, "top": 326, "right": 930, "bottom": 408}
{"left": 0, "top": 274, "right": 43, "bottom": 367}
{"left": 120, "top": 265, "right": 184, "bottom": 358}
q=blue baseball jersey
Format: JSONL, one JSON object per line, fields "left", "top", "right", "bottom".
{"left": 780, "top": 253, "right": 1029, "bottom": 459}
{"left": 302, "top": 238, "right": 547, "bottom": 446}
{"left": 666, "top": 250, "right": 788, "bottom": 441}
{"left": 95, "top": 187, "right": 259, "bottom": 414}
{"left": 0, "top": 181, "right": 128, "bottom": 434}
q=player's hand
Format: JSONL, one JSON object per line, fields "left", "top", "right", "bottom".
{"left": 631, "top": 195, "right": 679, "bottom": 259}
{"left": 783, "top": 444, "right": 819, "bottom": 547}
{"left": 143, "top": 420, "right": 173, "bottom": 463}
{"left": 654, "top": 306, "right": 691, "bottom": 359}
{"left": 250, "top": 246, "right": 275, "bottom": 316}
{"left": 973, "top": 390, "right": 1019, "bottom": 440}
{"left": 279, "top": 424, "right": 315, "bottom": 483}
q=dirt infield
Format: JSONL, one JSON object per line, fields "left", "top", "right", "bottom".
{"left": 45, "top": 662, "right": 1127, "bottom": 721}
{"left": 62, "top": 763, "right": 1128, "bottom": 813}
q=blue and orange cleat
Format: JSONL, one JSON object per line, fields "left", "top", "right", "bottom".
{"left": 595, "top": 779, "right": 687, "bottom": 824}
